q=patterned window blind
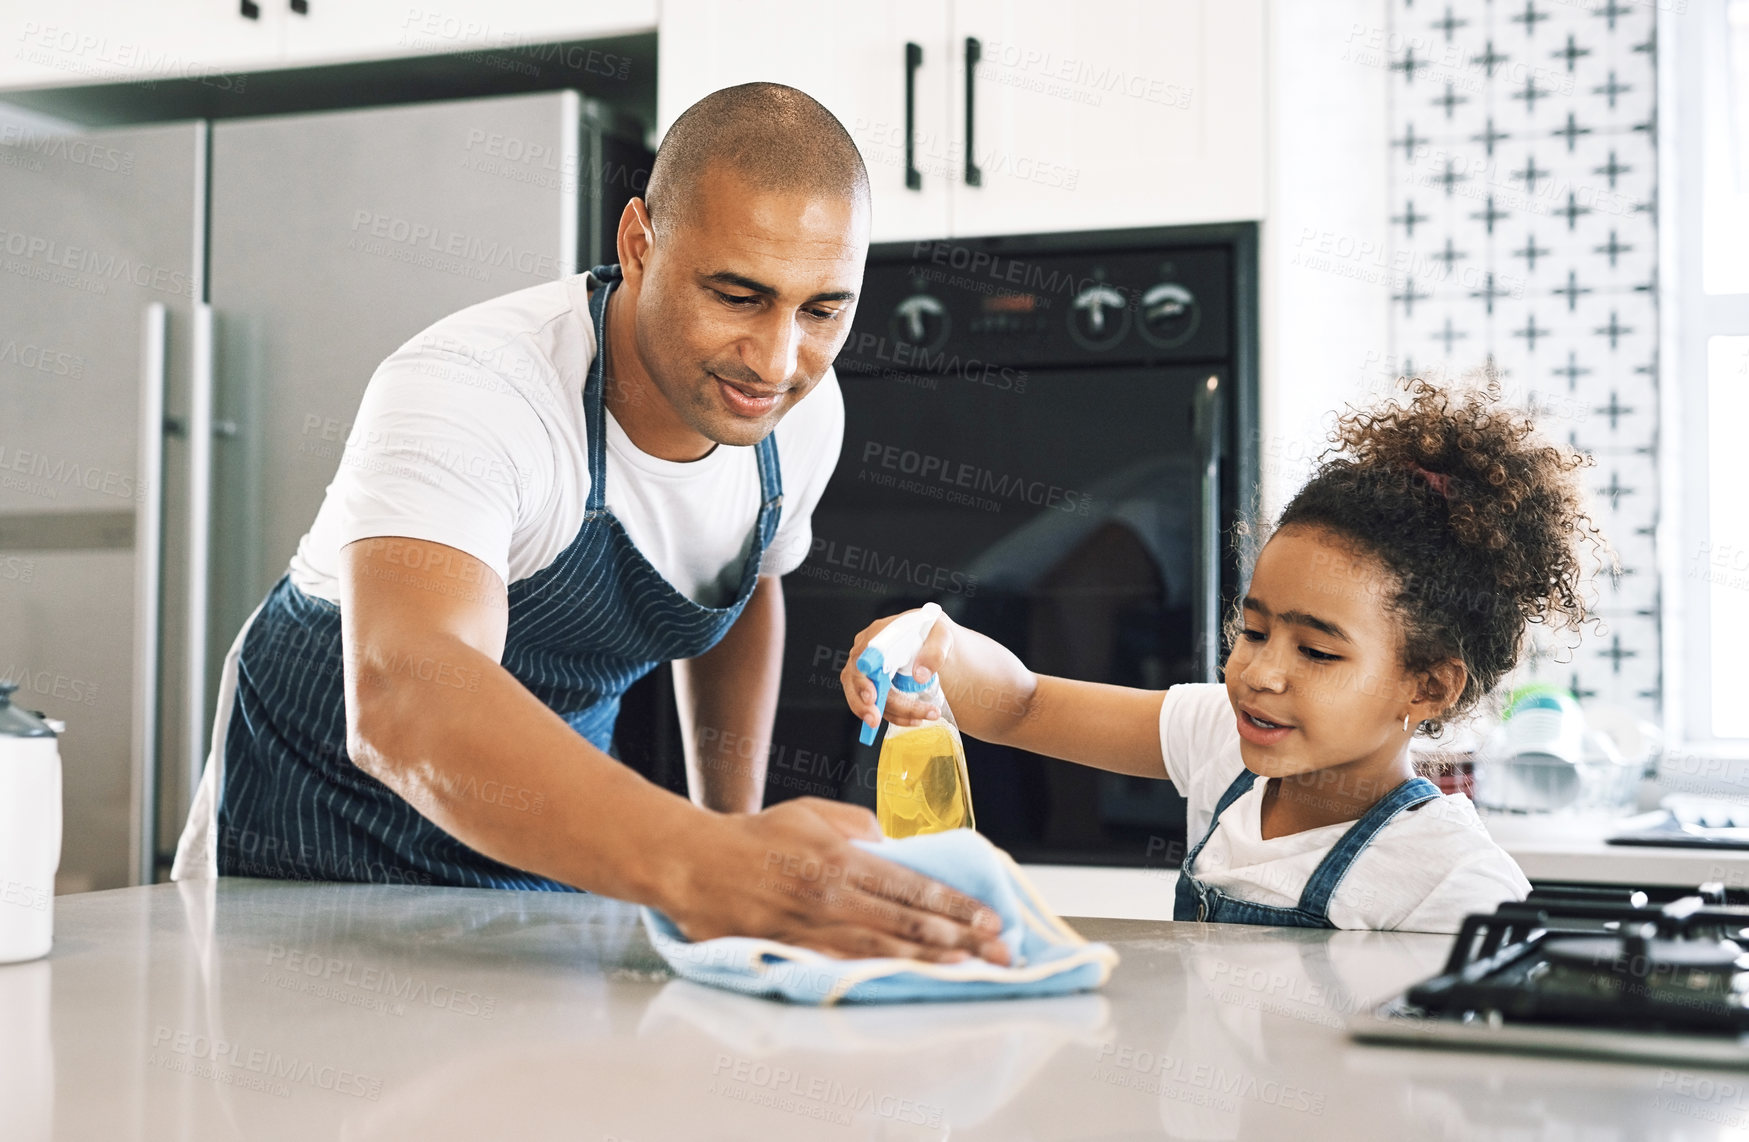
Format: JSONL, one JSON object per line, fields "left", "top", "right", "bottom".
{"left": 1387, "top": 0, "right": 1660, "bottom": 724}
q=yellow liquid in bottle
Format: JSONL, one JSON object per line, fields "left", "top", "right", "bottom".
{"left": 875, "top": 723, "right": 974, "bottom": 839}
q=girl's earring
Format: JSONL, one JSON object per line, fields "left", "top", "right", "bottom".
{"left": 1403, "top": 714, "right": 1412, "bottom": 733}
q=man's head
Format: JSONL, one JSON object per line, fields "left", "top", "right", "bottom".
{"left": 615, "top": 83, "right": 871, "bottom": 450}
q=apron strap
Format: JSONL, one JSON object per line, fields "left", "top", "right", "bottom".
{"left": 583, "top": 264, "right": 620, "bottom": 513}
{"left": 753, "top": 432, "right": 783, "bottom": 507}
{"left": 1294, "top": 775, "right": 1443, "bottom": 917}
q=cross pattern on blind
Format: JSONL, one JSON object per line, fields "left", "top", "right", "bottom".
{"left": 1387, "top": 0, "right": 1661, "bottom": 725}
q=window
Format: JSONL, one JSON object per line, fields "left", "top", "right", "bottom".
{"left": 1668, "top": 0, "right": 1749, "bottom": 756}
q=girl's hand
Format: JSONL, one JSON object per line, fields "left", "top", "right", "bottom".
{"left": 839, "top": 609, "right": 957, "bottom": 731}
{"left": 839, "top": 609, "right": 1035, "bottom": 741}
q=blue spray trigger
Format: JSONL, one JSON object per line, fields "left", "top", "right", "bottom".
{"left": 858, "top": 666, "right": 931, "bottom": 745}
{"left": 859, "top": 674, "right": 891, "bottom": 746}
{"left": 857, "top": 646, "right": 889, "bottom": 746}
{"left": 853, "top": 603, "right": 945, "bottom": 747}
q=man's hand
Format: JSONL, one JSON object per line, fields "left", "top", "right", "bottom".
{"left": 660, "top": 797, "right": 1010, "bottom": 963}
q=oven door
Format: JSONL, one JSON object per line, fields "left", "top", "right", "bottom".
{"left": 771, "top": 362, "right": 1230, "bottom": 865}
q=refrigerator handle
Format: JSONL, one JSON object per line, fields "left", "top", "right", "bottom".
{"left": 131, "top": 303, "right": 167, "bottom": 886}
{"left": 186, "top": 302, "right": 215, "bottom": 809}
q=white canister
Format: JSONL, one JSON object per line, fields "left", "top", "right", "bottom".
{"left": 0, "top": 681, "right": 61, "bottom": 964}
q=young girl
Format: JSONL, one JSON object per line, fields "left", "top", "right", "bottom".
{"left": 840, "top": 378, "right": 1606, "bottom": 933}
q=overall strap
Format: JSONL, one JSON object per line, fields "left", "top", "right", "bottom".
{"left": 1181, "top": 768, "right": 1259, "bottom": 872}
{"left": 1210, "top": 768, "right": 1260, "bottom": 822}
{"left": 583, "top": 264, "right": 621, "bottom": 512}
{"left": 1295, "top": 775, "right": 1443, "bottom": 917}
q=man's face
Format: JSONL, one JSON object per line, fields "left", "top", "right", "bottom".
{"left": 623, "top": 166, "right": 869, "bottom": 447}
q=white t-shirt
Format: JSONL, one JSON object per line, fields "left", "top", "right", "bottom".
{"left": 288, "top": 271, "right": 844, "bottom": 608}
{"left": 1158, "top": 683, "right": 1530, "bottom": 934}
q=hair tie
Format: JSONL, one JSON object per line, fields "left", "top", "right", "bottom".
{"left": 1411, "top": 464, "right": 1452, "bottom": 498}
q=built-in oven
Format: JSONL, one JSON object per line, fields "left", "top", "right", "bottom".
{"left": 619, "top": 223, "right": 1258, "bottom": 868}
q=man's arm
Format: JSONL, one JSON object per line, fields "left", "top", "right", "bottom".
{"left": 339, "top": 537, "right": 1008, "bottom": 962}
{"left": 672, "top": 574, "right": 783, "bottom": 813}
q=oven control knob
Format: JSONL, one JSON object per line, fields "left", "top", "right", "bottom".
{"left": 1139, "top": 282, "right": 1201, "bottom": 348}
{"left": 1068, "top": 281, "right": 1131, "bottom": 350}
{"left": 891, "top": 293, "right": 949, "bottom": 352}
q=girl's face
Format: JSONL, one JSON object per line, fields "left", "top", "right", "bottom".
{"left": 1223, "top": 526, "right": 1434, "bottom": 780}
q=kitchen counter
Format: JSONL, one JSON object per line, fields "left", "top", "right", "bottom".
{"left": 1021, "top": 814, "right": 1749, "bottom": 922}
{"left": 5, "top": 880, "right": 1744, "bottom": 1140}
{"left": 1476, "top": 811, "right": 1749, "bottom": 887}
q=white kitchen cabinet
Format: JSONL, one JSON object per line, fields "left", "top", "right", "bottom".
{"left": 657, "top": 0, "right": 953, "bottom": 243}
{"left": 280, "top": 0, "right": 656, "bottom": 69}
{"left": 1, "top": 0, "right": 284, "bottom": 91}
{"left": 656, "top": 0, "right": 1264, "bottom": 241}
{"left": 0, "top": 1, "right": 656, "bottom": 91}
{"left": 949, "top": 0, "right": 1265, "bottom": 235}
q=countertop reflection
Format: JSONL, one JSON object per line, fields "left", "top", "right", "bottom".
{"left": 0, "top": 880, "right": 1735, "bottom": 1140}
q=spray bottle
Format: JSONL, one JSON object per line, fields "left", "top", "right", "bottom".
{"left": 856, "top": 603, "right": 975, "bottom": 838}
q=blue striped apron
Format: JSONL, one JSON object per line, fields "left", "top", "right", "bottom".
{"left": 216, "top": 264, "right": 784, "bottom": 889}
{"left": 1173, "top": 770, "right": 1442, "bottom": 925}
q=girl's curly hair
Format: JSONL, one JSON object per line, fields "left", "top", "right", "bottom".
{"left": 1265, "top": 373, "right": 1610, "bottom": 734}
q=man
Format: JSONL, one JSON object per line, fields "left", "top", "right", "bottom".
{"left": 173, "top": 84, "right": 1007, "bottom": 965}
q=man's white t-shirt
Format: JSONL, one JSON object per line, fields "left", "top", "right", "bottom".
{"left": 1158, "top": 683, "right": 1530, "bottom": 933}
{"left": 289, "top": 270, "right": 844, "bottom": 607}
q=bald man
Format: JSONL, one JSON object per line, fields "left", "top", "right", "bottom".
{"left": 170, "top": 84, "right": 1009, "bottom": 964}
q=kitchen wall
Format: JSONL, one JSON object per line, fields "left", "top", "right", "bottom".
{"left": 1258, "top": 0, "right": 1392, "bottom": 521}
{"left": 1386, "top": 0, "right": 1662, "bottom": 726}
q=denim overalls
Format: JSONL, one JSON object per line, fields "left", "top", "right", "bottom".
{"left": 214, "top": 264, "right": 784, "bottom": 889}
{"left": 1173, "top": 769, "right": 1443, "bottom": 925}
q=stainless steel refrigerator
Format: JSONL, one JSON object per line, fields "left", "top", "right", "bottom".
{"left": 0, "top": 90, "right": 650, "bottom": 891}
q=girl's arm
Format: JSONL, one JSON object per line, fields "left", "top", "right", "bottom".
{"left": 839, "top": 610, "right": 1168, "bottom": 780}
{"left": 997, "top": 674, "right": 1169, "bottom": 779}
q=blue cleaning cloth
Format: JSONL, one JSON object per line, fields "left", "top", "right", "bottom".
{"left": 641, "top": 829, "right": 1119, "bottom": 1005}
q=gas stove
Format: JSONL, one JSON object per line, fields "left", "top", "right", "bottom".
{"left": 1351, "top": 883, "right": 1749, "bottom": 1067}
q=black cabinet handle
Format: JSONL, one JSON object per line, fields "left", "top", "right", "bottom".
{"left": 904, "top": 42, "right": 923, "bottom": 191}
{"left": 964, "top": 36, "right": 982, "bottom": 187}
{"left": 290, "top": 0, "right": 308, "bottom": 12}
{"left": 240, "top": 0, "right": 259, "bottom": 18}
